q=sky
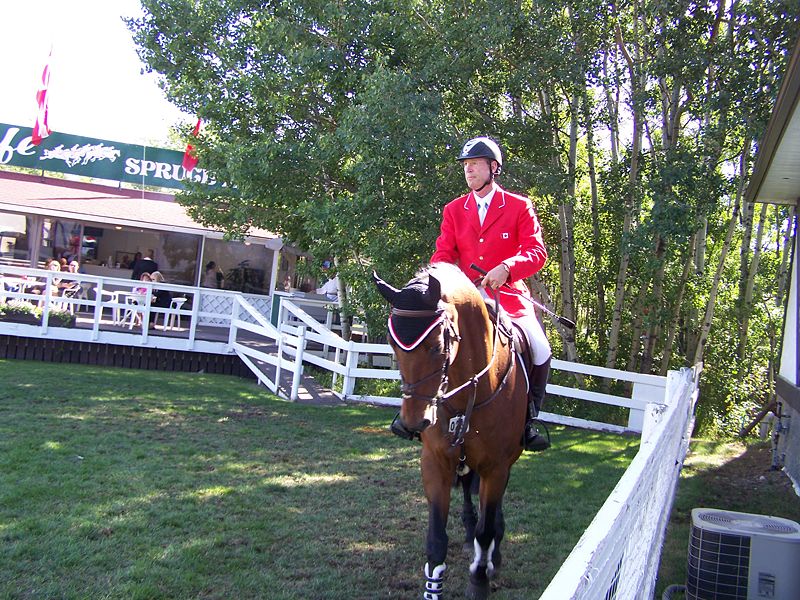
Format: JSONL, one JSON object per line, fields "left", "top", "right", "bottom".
{"left": 0, "top": 0, "right": 192, "bottom": 147}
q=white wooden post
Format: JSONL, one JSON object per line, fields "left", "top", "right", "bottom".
{"left": 631, "top": 380, "right": 667, "bottom": 433}
{"left": 332, "top": 345, "right": 342, "bottom": 390}
{"left": 227, "top": 296, "right": 240, "bottom": 348}
{"left": 290, "top": 326, "right": 306, "bottom": 401}
{"left": 342, "top": 341, "right": 358, "bottom": 398}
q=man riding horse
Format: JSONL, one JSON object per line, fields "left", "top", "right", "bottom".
{"left": 391, "top": 136, "right": 551, "bottom": 452}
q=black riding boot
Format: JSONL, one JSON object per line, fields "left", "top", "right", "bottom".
{"left": 524, "top": 357, "right": 551, "bottom": 452}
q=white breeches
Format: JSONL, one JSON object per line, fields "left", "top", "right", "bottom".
{"left": 511, "top": 313, "right": 551, "bottom": 366}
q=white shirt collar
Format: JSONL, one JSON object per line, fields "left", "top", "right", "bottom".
{"left": 473, "top": 183, "right": 497, "bottom": 208}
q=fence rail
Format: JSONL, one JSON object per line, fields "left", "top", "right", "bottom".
{"left": 0, "top": 264, "right": 268, "bottom": 353}
{"left": 231, "top": 295, "right": 670, "bottom": 434}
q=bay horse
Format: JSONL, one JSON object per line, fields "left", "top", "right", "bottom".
{"left": 374, "top": 262, "right": 528, "bottom": 600}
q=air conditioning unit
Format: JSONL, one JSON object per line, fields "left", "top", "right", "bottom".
{"left": 687, "top": 508, "right": 800, "bottom": 600}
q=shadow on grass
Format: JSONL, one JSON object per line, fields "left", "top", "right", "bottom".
{"left": 655, "top": 440, "right": 800, "bottom": 597}
{"left": 0, "top": 359, "right": 641, "bottom": 599}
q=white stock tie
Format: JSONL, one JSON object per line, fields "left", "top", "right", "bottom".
{"left": 478, "top": 200, "right": 488, "bottom": 225}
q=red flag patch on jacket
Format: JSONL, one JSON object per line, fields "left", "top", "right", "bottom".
{"left": 31, "top": 51, "right": 52, "bottom": 146}
{"left": 182, "top": 119, "right": 201, "bottom": 171}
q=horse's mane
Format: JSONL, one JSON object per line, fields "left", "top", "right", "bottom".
{"left": 423, "top": 262, "right": 483, "bottom": 308}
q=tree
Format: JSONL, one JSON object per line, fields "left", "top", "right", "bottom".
{"left": 129, "top": 0, "right": 800, "bottom": 434}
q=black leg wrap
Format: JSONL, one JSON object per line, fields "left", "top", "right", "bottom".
{"left": 389, "top": 412, "right": 419, "bottom": 441}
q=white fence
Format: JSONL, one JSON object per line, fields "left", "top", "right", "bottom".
{"left": 540, "top": 365, "right": 700, "bottom": 599}
{"left": 0, "top": 264, "right": 270, "bottom": 353}
{"left": 231, "top": 295, "right": 673, "bottom": 435}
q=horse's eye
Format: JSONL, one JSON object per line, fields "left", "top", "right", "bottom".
{"left": 429, "top": 343, "right": 444, "bottom": 356}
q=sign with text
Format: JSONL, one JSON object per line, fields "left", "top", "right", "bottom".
{"left": 0, "top": 122, "right": 220, "bottom": 190}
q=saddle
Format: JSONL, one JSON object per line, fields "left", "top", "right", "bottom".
{"left": 482, "top": 297, "right": 533, "bottom": 389}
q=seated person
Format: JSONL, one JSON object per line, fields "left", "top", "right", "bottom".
{"left": 134, "top": 272, "right": 152, "bottom": 294}
{"left": 149, "top": 271, "right": 172, "bottom": 308}
{"left": 149, "top": 271, "right": 172, "bottom": 329}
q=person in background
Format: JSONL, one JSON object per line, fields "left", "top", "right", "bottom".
{"left": 34, "top": 258, "right": 63, "bottom": 306}
{"left": 149, "top": 271, "right": 172, "bottom": 329}
{"left": 131, "top": 252, "right": 157, "bottom": 280}
{"left": 134, "top": 272, "right": 152, "bottom": 294}
{"left": 315, "top": 260, "right": 339, "bottom": 302}
{"left": 130, "top": 272, "right": 153, "bottom": 328}
{"left": 203, "top": 261, "right": 224, "bottom": 288}
{"left": 129, "top": 252, "right": 142, "bottom": 272}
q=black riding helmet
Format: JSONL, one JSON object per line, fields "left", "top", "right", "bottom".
{"left": 456, "top": 137, "right": 503, "bottom": 175}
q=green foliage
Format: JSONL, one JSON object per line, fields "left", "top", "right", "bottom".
{"left": 0, "top": 301, "right": 76, "bottom": 328}
{"left": 128, "top": 0, "right": 800, "bottom": 436}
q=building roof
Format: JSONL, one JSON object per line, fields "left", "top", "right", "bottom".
{"left": 746, "top": 37, "right": 800, "bottom": 205}
{"left": 0, "top": 170, "right": 280, "bottom": 246}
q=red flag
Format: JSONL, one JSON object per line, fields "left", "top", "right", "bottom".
{"left": 182, "top": 118, "right": 201, "bottom": 171}
{"left": 31, "top": 50, "right": 52, "bottom": 146}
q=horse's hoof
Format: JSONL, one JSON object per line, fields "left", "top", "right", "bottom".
{"left": 465, "top": 580, "right": 490, "bottom": 600}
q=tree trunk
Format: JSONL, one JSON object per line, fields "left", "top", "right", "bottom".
{"left": 692, "top": 141, "right": 748, "bottom": 366}
{"left": 605, "top": 20, "right": 643, "bottom": 373}
{"left": 660, "top": 237, "right": 695, "bottom": 375}
{"left": 737, "top": 202, "right": 767, "bottom": 369}
{"left": 559, "top": 91, "right": 578, "bottom": 328}
{"left": 584, "top": 92, "right": 606, "bottom": 352}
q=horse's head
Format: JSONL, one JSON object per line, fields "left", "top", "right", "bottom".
{"left": 374, "top": 269, "right": 460, "bottom": 435}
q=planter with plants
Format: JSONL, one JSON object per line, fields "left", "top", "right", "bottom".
{"left": 0, "top": 301, "right": 41, "bottom": 325}
{"left": 0, "top": 302, "right": 76, "bottom": 328}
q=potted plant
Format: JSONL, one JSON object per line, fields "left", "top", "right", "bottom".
{"left": 0, "top": 301, "right": 41, "bottom": 325}
{"left": 47, "top": 307, "right": 77, "bottom": 328}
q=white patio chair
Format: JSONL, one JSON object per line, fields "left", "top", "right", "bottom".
{"left": 164, "top": 297, "right": 188, "bottom": 330}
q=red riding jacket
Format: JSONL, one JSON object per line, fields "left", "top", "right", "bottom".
{"left": 430, "top": 185, "right": 547, "bottom": 318}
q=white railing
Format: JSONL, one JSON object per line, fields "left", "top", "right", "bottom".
{"left": 228, "top": 295, "right": 669, "bottom": 434}
{"left": 540, "top": 364, "right": 701, "bottom": 600}
{"left": 0, "top": 264, "right": 267, "bottom": 353}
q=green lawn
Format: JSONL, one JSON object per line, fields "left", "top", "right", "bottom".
{"left": 0, "top": 359, "right": 640, "bottom": 599}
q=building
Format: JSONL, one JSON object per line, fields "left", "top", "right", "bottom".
{"left": 0, "top": 122, "right": 307, "bottom": 294}
{"left": 745, "top": 37, "right": 800, "bottom": 491}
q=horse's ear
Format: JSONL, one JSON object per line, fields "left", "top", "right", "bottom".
{"left": 373, "top": 271, "right": 400, "bottom": 304}
{"left": 426, "top": 275, "right": 442, "bottom": 308}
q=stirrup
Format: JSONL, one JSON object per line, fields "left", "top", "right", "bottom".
{"left": 389, "top": 413, "right": 420, "bottom": 441}
{"left": 524, "top": 420, "right": 550, "bottom": 452}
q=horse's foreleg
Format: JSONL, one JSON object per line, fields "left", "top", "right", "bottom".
{"left": 422, "top": 454, "right": 453, "bottom": 600}
{"left": 466, "top": 471, "right": 510, "bottom": 600}
{"left": 459, "top": 472, "right": 478, "bottom": 553}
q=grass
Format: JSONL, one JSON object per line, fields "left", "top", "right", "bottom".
{"left": 0, "top": 359, "right": 640, "bottom": 599}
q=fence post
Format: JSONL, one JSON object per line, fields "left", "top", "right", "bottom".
{"left": 342, "top": 341, "right": 358, "bottom": 398}
{"left": 630, "top": 380, "right": 666, "bottom": 433}
{"left": 290, "top": 326, "right": 306, "bottom": 401}
{"left": 227, "top": 296, "right": 240, "bottom": 349}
